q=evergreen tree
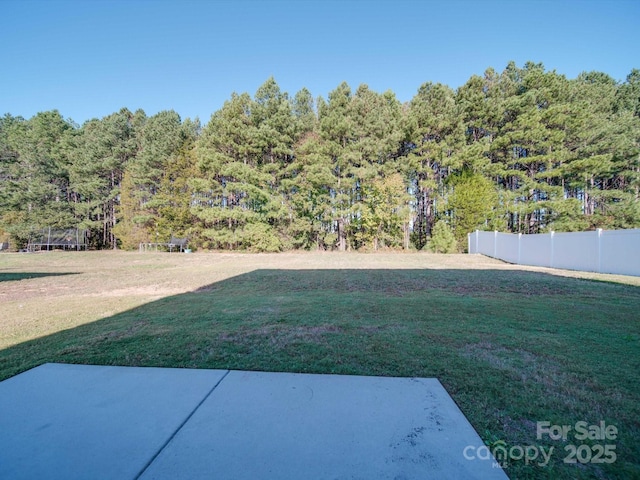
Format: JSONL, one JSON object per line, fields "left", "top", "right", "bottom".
{"left": 70, "top": 108, "right": 137, "bottom": 248}
{"left": 405, "top": 82, "right": 463, "bottom": 249}
{"left": 349, "top": 86, "right": 404, "bottom": 249}
{"left": 114, "top": 110, "right": 185, "bottom": 247}
{"left": 193, "top": 87, "right": 285, "bottom": 252}
{"left": 490, "top": 63, "right": 573, "bottom": 233}
{"left": 1, "top": 67, "right": 639, "bottom": 251}
{"left": 0, "top": 111, "right": 76, "bottom": 246}
{"left": 292, "top": 87, "right": 316, "bottom": 140}
{"left": 428, "top": 220, "right": 458, "bottom": 253}
{"left": 317, "top": 82, "right": 357, "bottom": 251}
{"left": 561, "top": 71, "right": 630, "bottom": 229}
{"left": 358, "top": 173, "right": 411, "bottom": 250}
{"left": 445, "top": 170, "right": 498, "bottom": 246}
{"left": 154, "top": 119, "right": 201, "bottom": 242}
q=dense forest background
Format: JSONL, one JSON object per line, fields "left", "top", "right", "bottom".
{"left": 1, "top": 62, "right": 639, "bottom": 252}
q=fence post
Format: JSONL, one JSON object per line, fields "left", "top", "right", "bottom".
{"left": 494, "top": 230, "right": 498, "bottom": 258}
{"left": 550, "top": 231, "right": 555, "bottom": 268}
{"left": 476, "top": 230, "right": 479, "bottom": 254}
{"left": 518, "top": 233, "right": 522, "bottom": 264}
{"left": 597, "top": 228, "right": 603, "bottom": 273}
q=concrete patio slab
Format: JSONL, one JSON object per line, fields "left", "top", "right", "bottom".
{"left": 0, "top": 364, "right": 508, "bottom": 479}
{"left": 141, "top": 370, "right": 507, "bottom": 480}
{"left": 0, "top": 363, "right": 228, "bottom": 480}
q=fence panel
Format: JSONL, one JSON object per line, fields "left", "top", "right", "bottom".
{"left": 519, "top": 233, "right": 552, "bottom": 268}
{"left": 600, "top": 229, "right": 640, "bottom": 276}
{"left": 476, "top": 231, "right": 495, "bottom": 256}
{"left": 552, "top": 231, "right": 599, "bottom": 272}
{"left": 467, "top": 229, "right": 640, "bottom": 277}
{"left": 495, "top": 232, "right": 519, "bottom": 264}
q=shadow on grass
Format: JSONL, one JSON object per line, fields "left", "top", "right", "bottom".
{"left": 0, "top": 272, "right": 81, "bottom": 282}
{"left": 1, "top": 268, "right": 639, "bottom": 479}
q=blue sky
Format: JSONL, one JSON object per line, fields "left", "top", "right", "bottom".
{"left": 2, "top": 0, "right": 638, "bottom": 125}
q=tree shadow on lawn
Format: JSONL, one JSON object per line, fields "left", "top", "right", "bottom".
{"left": 1, "top": 268, "right": 639, "bottom": 478}
{"left": 0, "top": 272, "right": 81, "bottom": 282}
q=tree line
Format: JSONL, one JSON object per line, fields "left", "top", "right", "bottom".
{"left": 1, "top": 62, "right": 639, "bottom": 252}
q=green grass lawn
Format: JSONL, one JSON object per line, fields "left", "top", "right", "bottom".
{"left": 1, "top": 251, "right": 639, "bottom": 479}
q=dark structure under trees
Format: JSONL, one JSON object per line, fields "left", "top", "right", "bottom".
{"left": 27, "top": 228, "right": 88, "bottom": 252}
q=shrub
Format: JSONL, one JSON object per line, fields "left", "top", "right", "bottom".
{"left": 428, "top": 220, "right": 458, "bottom": 253}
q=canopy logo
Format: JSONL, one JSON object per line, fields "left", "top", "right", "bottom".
{"left": 463, "top": 421, "right": 618, "bottom": 469}
{"left": 463, "top": 442, "right": 554, "bottom": 468}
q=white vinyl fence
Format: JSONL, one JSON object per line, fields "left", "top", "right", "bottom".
{"left": 468, "top": 229, "right": 640, "bottom": 277}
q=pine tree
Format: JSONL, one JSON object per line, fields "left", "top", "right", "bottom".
{"left": 1, "top": 66, "right": 639, "bottom": 251}
{"left": 489, "top": 63, "right": 575, "bottom": 233}
{"left": 193, "top": 87, "right": 285, "bottom": 252}
{"left": 114, "top": 110, "right": 185, "bottom": 247}
{"left": 428, "top": 220, "right": 458, "bottom": 253}
{"left": 0, "top": 111, "right": 76, "bottom": 246}
{"left": 405, "top": 82, "right": 463, "bottom": 249}
{"left": 154, "top": 119, "right": 201, "bottom": 242}
{"left": 445, "top": 170, "right": 498, "bottom": 246}
{"left": 70, "top": 109, "right": 137, "bottom": 248}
